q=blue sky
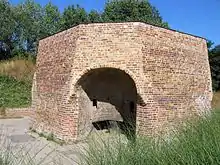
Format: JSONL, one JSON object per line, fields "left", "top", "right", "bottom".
{"left": 11, "top": 0, "right": 220, "bottom": 46}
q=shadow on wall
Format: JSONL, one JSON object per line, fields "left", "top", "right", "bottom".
{"left": 76, "top": 68, "right": 145, "bottom": 139}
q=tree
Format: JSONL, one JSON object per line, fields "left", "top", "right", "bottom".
{"left": 40, "top": 2, "right": 61, "bottom": 38}
{"left": 212, "top": 45, "right": 220, "bottom": 55}
{"left": 209, "top": 44, "right": 220, "bottom": 91}
{"left": 88, "top": 10, "right": 102, "bottom": 23}
{"left": 61, "top": 4, "right": 88, "bottom": 30}
{"left": 102, "top": 0, "right": 169, "bottom": 28}
{"left": 15, "top": 0, "right": 43, "bottom": 54}
{"left": 207, "top": 40, "right": 214, "bottom": 52}
{"left": 0, "top": 0, "right": 170, "bottom": 60}
{"left": 0, "top": 0, "right": 17, "bottom": 60}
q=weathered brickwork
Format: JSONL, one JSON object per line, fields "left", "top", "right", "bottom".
{"left": 32, "top": 22, "right": 212, "bottom": 142}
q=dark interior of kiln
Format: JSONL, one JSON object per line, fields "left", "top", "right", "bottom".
{"left": 77, "top": 68, "right": 137, "bottom": 139}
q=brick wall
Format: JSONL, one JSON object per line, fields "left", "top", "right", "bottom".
{"left": 32, "top": 22, "right": 212, "bottom": 142}
{"left": 137, "top": 23, "right": 212, "bottom": 135}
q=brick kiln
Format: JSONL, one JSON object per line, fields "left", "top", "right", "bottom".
{"left": 32, "top": 22, "right": 212, "bottom": 142}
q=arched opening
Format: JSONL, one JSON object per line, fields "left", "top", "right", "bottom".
{"left": 76, "top": 68, "right": 137, "bottom": 139}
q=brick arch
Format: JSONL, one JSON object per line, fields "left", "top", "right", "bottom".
{"left": 70, "top": 65, "right": 142, "bottom": 140}
{"left": 69, "top": 64, "right": 144, "bottom": 101}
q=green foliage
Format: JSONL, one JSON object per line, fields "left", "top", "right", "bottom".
{"left": 0, "top": 0, "right": 17, "bottom": 60}
{"left": 82, "top": 110, "right": 220, "bottom": 165}
{"left": 0, "top": 75, "right": 31, "bottom": 108}
{"left": 207, "top": 40, "right": 215, "bottom": 52}
{"left": 1, "top": 0, "right": 62, "bottom": 59}
{"left": 40, "top": 2, "right": 61, "bottom": 38}
{"left": 212, "top": 45, "right": 220, "bottom": 55}
{"left": 0, "top": 0, "right": 169, "bottom": 60}
{"left": 88, "top": 10, "right": 102, "bottom": 23}
{"left": 102, "top": 0, "right": 169, "bottom": 28}
{"left": 209, "top": 44, "right": 220, "bottom": 91}
{"left": 15, "top": 0, "right": 43, "bottom": 54}
{"left": 61, "top": 4, "right": 88, "bottom": 30}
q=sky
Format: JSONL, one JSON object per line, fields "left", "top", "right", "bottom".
{"left": 10, "top": 0, "right": 220, "bottom": 46}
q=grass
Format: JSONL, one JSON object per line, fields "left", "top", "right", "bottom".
{"left": 0, "top": 75, "right": 32, "bottom": 108}
{"left": 82, "top": 109, "right": 220, "bottom": 165}
{"left": 0, "top": 58, "right": 35, "bottom": 83}
{"left": 0, "top": 58, "right": 34, "bottom": 108}
{"left": 212, "top": 91, "right": 220, "bottom": 109}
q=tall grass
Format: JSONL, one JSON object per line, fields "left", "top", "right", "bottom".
{"left": 0, "top": 58, "right": 35, "bottom": 83}
{"left": 82, "top": 110, "right": 220, "bottom": 165}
